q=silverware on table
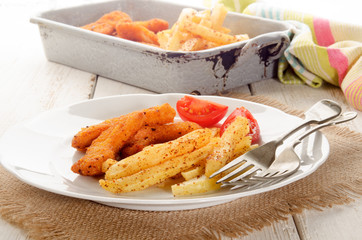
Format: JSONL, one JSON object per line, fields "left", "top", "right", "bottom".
{"left": 221, "top": 111, "right": 357, "bottom": 191}
{"left": 209, "top": 99, "right": 342, "bottom": 183}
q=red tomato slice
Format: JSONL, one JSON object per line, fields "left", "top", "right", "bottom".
{"left": 220, "top": 107, "right": 260, "bottom": 144}
{"left": 176, "top": 96, "right": 228, "bottom": 127}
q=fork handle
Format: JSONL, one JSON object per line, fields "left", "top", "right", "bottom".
{"left": 293, "top": 111, "right": 357, "bottom": 146}
{"left": 274, "top": 119, "right": 316, "bottom": 145}
{"left": 274, "top": 99, "right": 342, "bottom": 145}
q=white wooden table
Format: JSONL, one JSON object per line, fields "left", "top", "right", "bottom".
{"left": 1, "top": 0, "right": 361, "bottom": 239}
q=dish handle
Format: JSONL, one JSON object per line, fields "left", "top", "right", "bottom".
{"left": 242, "top": 31, "right": 290, "bottom": 64}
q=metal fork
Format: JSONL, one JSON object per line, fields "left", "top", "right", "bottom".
{"left": 222, "top": 111, "right": 357, "bottom": 190}
{"left": 209, "top": 99, "right": 342, "bottom": 183}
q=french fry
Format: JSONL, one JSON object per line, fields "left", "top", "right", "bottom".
{"left": 182, "top": 20, "right": 239, "bottom": 45}
{"left": 205, "top": 116, "right": 250, "bottom": 177}
{"left": 194, "top": 10, "right": 212, "bottom": 27}
{"left": 171, "top": 175, "right": 220, "bottom": 196}
{"left": 157, "top": 29, "right": 172, "bottom": 49}
{"left": 232, "top": 139, "right": 255, "bottom": 159}
{"left": 210, "top": 3, "right": 228, "bottom": 32}
{"left": 181, "top": 165, "right": 205, "bottom": 180}
{"left": 157, "top": 4, "right": 249, "bottom": 51}
{"left": 105, "top": 128, "right": 218, "bottom": 180}
{"left": 99, "top": 141, "right": 217, "bottom": 193}
{"left": 156, "top": 174, "right": 184, "bottom": 188}
{"left": 165, "top": 8, "right": 197, "bottom": 51}
{"left": 102, "top": 159, "right": 118, "bottom": 173}
{"left": 180, "top": 37, "right": 202, "bottom": 51}
{"left": 71, "top": 103, "right": 176, "bottom": 151}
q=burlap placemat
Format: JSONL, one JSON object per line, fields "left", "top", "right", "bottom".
{"left": 0, "top": 95, "right": 361, "bottom": 240}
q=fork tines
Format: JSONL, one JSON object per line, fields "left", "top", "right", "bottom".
{"left": 209, "top": 156, "right": 261, "bottom": 184}
{"left": 209, "top": 157, "right": 245, "bottom": 179}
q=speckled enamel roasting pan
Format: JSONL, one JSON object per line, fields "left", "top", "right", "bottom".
{"left": 30, "top": 0, "right": 291, "bottom": 94}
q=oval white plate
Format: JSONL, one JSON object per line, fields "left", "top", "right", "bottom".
{"left": 0, "top": 94, "right": 329, "bottom": 211}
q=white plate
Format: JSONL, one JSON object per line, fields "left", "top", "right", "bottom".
{"left": 0, "top": 94, "right": 329, "bottom": 211}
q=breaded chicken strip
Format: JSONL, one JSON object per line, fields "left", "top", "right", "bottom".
{"left": 116, "top": 22, "right": 159, "bottom": 45}
{"left": 71, "top": 112, "right": 145, "bottom": 176}
{"left": 135, "top": 18, "right": 169, "bottom": 33}
{"left": 81, "top": 11, "right": 132, "bottom": 35}
{"left": 120, "top": 121, "right": 201, "bottom": 158}
{"left": 71, "top": 103, "right": 176, "bottom": 152}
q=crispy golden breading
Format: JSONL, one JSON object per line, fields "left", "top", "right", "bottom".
{"left": 135, "top": 18, "right": 169, "bottom": 33}
{"left": 81, "top": 22, "right": 115, "bottom": 35}
{"left": 116, "top": 22, "right": 159, "bottom": 45}
{"left": 120, "top": 121, "right": 201, "bottom": 158}
{"left": 81, "top": 11, "right": 132, "bottom": 35}
{"left": 71, "top": 103, "right": 176, "bottom": 151}
{"left": 71, "top": 112, "right": 145, "bottom": 176}
{"left": 81, "top": 10, "right": 169, "bottom": 45}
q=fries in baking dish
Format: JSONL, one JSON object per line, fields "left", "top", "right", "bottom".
{"left": 158, "top": 4, "right": 249, "bottom": 51}
{"left": 80, "top": 4, "right": 248, "bottom": 51}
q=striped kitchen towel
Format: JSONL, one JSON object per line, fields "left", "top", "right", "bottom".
{"left": 220, "top": 1, "right": 362, "bottom": 110}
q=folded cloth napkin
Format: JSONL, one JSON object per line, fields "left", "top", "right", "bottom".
{"left": 219, "top": 1, "right": 362, "bottom": 111}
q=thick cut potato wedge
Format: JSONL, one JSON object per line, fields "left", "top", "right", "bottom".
{"left": 102, "top": 159, "right": 118, "bottom": 173}
{"left": 105, "top": 128, "right": 218, "bottom": 180}
{"left": 171, "top": 175, "right": 220, "bottom": 196}
{"left": 205, "top": 116, "right": 250, "bottom": 177}
{"left": 210, "top": 3, "right": 228, "bottom": 31}
{"left": 99, "top": 142, "right": 217, "bottom": 193}
{"left": 181, "top": 165, "right": 205, "bottom": 180}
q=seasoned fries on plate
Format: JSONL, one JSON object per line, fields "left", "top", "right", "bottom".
{"left": 71, "top": 99, "right": 254, "bottom": 196}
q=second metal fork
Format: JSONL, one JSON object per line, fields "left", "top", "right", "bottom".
{"left": 221, "top": 111, "right": 357, "bottom": 190}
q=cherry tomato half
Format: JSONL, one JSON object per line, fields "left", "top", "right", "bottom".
{"left": 176, "top": 96, "right": 228, "bottom": 127}
{"left": 220, "top": 107, "right": 260, "bottom": 144}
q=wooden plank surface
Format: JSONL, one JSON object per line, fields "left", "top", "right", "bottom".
{"left": 248, "top": 79, "right": 362, "bottom": 240}
{"left": 0, "top": 1, "right": 97, "bottom": 239}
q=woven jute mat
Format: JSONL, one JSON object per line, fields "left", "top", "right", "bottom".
{"left": 1, "top": 95, "right": 361, "bottom": 240}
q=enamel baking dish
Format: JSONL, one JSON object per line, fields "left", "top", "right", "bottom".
{"left": 30, "top": 0, "right": 291, "bottom": 94}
